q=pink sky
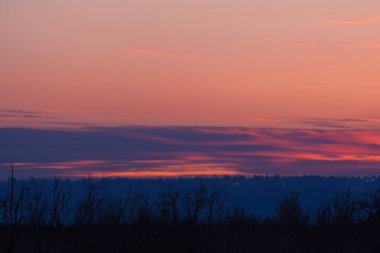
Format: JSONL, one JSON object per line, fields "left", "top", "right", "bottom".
{"left": 1, "top": 0, "right": 380, "bottom": 128}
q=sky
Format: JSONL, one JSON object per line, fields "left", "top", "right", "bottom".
{"left": 1, "top": 126, "right": 380, "bottom": 178}
{"left": 1, "top": 0, "right": 380, "bottom": 177}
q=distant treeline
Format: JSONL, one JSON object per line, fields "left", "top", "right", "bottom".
{"left": 2, "top": 171, "right": 380, "bottom": 253}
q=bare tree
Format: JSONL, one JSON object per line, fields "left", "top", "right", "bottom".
{"left": 315, "top": 201, "right": 332, "bottom": 226}
{"left": 358, "top": 189, "right": 380, "bottom": 224}
{"left": 0, "top": 165, "right": 26, "bottom": 253}
{"left": 181, "top": 183, "right": 208, "bottom": 225}
{"left": 25, "top": 178, "right": 49, "bottom": 253}
{"left": 102, "top": 185, "right": 132, "bottom": 226}
{"left": 25, "top": 178, "right": 47, "bottom": 226}
{"left": 275, "top": 191, "right": 308, "bottom": 225}
{"left": 331, "top": 192, "right": 357, "bottom": 226}
{"left": 157, "top": 187, "right": 180, "bottom": 224}
{"left": 181, "top": 182, "right": 227, "bottom": 225}
{"left": 48, "top": 176, "right": 71, "bottom": 227}
{"left": 130, "top": 192, "right": 152, "bottom": 223}
{"left": 75, "top": 177, "right": 107, "bottom": 226}
{"left": 205, "top": 186, "right": 227, "bottom": 225}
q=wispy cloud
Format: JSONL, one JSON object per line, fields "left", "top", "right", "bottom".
{"left": 57, "top": 167, "right": 242, "bottom": 178}
{"left": 0, "top": 108, "right": 90, "bottom": 129}
{"left": 250, "top": 117, "right": 380, "bottom": 130}
{"left": 327, "top": 15, "right": 380, "bottom": 25}
{"left": 127, "top": 46, "right": 202, "bottom": 59}
{"left": 2, "top": 126, "right": 380, "bottom": 178}
{"left": 0, "top": 109, "right": 54, "bottom": 121}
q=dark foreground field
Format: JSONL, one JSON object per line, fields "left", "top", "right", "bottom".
{"left": 2, "top": 174, "right": 380, "bottom": 253}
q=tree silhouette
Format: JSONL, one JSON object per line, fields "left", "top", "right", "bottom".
{"left": 0, "top": 165, "right": 26, "bottom": 253}
{"left": 275, "top": 191, "right": 308, "bottom": 225}
{"left": 1, "top": 174, "right": 380, "bottom": 253}
{"left": 75, "top": 176, "right": 108, "bottom": 226}
{"left": 331, "top": 192, "right": 357, "bottom": 226}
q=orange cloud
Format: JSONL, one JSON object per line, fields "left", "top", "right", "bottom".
{"left": 65, "top": 169, "right": 243, "bottom": 178}
{"left": 11, "top": 160, "right": 111, "bottom": 170}
{"left": 328, "top": 15, "right": 380, "bottom": 25}
{"left": 127, "top": 46, "right": 202, "bottom": 59}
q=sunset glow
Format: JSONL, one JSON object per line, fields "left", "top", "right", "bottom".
{"left": 1, "top": 0, "right": 380, "bottom": 178}
{"left": 0, "top": 127, "right": 379, "bottom": 178}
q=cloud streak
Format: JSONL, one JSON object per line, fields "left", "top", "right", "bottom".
{"left": 0, "top": 110, "right": 57, "bottom": 124}
{"left": 1, "top": 126, "right": 380, "bottom": 178}
{"left": 0, "top": 109, "right": 50, "bottom": 119}
{"left": 327, "top": 15, "right": 380, "bottom": 25}
{"left": 250, "top": 117, "right": 380, "bottom": 129}
{"left": 0, "top": 109, "right": 95, "bottom": 129}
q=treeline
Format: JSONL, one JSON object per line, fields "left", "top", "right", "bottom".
{"left": 2, "top": 172, "right": 380, "bottom": 252}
